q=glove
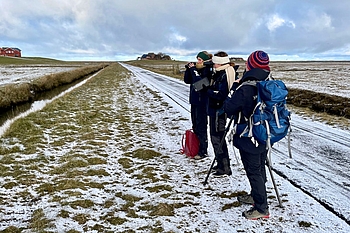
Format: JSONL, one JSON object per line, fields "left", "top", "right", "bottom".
{"left": 185, "top": 62, "right": 195, "bottom": 69}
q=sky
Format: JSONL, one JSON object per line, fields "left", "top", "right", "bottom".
{"left": 1, "top": 0, "right": 350, "bottom": 61}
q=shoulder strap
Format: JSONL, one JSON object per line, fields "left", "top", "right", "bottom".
{"left": 236, "top": 80, "right": 257, "bottom": 90}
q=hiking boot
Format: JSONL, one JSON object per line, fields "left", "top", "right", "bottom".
{"left": 237, "top": 194, "right": 254, "bottom": 205}
{"left": 212, "top": 158, "right": 232, "bottom": 177}
{"left": 242, "top": 207, "right": 269, "bottom": 220}
{"left": 212, "top": 168, "right": 232, "bottom": 177}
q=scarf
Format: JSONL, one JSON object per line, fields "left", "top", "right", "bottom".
{"left": 215, "top": 64, "right": 236, "bottom": 91}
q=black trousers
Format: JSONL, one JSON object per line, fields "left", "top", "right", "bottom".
{"left": 209, "top": 113, "right": 229, "bottom": 170}
{"left": 191, "top": 104, "right": 208, "bottom": 156}
{"left": 239, "top": 148, "right": 268, "bottom": 213}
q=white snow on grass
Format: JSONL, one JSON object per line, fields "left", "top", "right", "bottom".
{"left": 0, "top": 63, "right": 349, "bottom": 232}
{"left": 0, "top": 65, "right": 78, "bottom": 86}
{"left": 271, "top": 61, "right": 350, "bottom": 98}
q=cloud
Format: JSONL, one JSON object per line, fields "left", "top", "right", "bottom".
{"left": 1, "top": 0, "right": 350, "bottom": 61}
{"left": 267, "top": 14, "right": 296, "bottom": 32}
{"left": 303, "top": 10, "right": 334, "bottom": 32}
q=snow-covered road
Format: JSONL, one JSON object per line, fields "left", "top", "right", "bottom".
{"left": 121, "top": 63, "right": 350, "bottom": 224}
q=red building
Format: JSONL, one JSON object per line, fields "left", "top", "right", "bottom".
{"left": 0, "top": 47, "right": 22, "bottom": 57}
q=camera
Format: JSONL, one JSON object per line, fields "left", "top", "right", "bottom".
{"left": 193, "top": 77, "right": 210, "bottom": 91}
{"left": 203, "top": 61, "right": 214, "bottom": 66}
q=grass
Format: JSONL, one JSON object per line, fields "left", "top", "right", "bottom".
{"left": 0, "top": 59, "right": 344, "bottom": 232}
{"left": 0, "top": 63, "right": 109, "bottom": 110}
{"left": 0, "top": 56, "right": 67, "bottom": 65}
{"left": 0, "top": 63, "right": 195, "bottom": 232}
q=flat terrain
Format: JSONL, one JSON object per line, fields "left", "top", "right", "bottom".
{"left": 0, "top": 61, "right": 349, "bottom": 232}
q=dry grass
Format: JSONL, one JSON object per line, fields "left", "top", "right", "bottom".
{"left": 0, "top": 63, "right": 188, "bottom": 232}
{"left": 31, "top": 64, "right": 109, "bottom": 92}
{"left": 0, "top": 63, "right": 109, "bottom": 110}
{"left": 0, "top": 82, "right": 33, "bottom": 109}
{"left": 288, "top": 88, "right": 350, "bottom": 118}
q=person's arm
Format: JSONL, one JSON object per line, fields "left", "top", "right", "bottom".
{"left": 183, "top": 66, "right": 192, "bottom": 84}
{"left": 207, "top": 74, "right": 229, "bottom": 101}
{"left": 224, "top": 87, "right": 245, "bottom": 117}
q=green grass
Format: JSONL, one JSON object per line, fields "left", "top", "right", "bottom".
{"left": 0, "top": 56, "right": 67, "bottom": 65}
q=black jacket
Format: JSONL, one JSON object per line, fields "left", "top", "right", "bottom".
{"left": 207, "top": 69, "right": 229, "bottom": 116}
{"left": 184, "top": 65, "right": 212, "bottom": 106}
{"left": 224, "top": 68, "right": 270, "bottom": 154}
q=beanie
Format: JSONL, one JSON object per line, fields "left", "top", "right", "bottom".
{"left": 197, "top": 51, "right": 211, "bottom": 61}
{"left": 247, "top": 50, "right": 270, "bottom": 71}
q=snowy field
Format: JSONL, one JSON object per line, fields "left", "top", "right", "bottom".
{"left": 178, "top": 61, "right": 350, "bottom": 98}
{"left": 0, "top": 65, "right": 79, "bottom": 86}
{"left": 0, "top": 62, "right": 349, "bottom": 232}
{"left": 271, "top": 61, "right": 350, "bottom": 98}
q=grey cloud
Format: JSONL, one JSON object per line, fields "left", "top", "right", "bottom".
{"left": 1, "top": 0, "right": 350, "bottom": 60}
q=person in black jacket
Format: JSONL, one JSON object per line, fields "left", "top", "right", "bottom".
{"left": 224, "top": 50, "right": 270, "bottom": 219}
{"left": 207, "top": 51, "right": 236, "bottom": 176}
{"left": 184, "top": 51, "right": 213, "bottom": 160}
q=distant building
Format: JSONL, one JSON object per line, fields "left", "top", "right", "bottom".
{"left": 0, "top": 47, "right": 22, "bottom": 57}
{"left": 138, "top": 52, "right": 171, "bottom": 60}
{"left": 230, "top": 57, "right": 244, "bottom": 61}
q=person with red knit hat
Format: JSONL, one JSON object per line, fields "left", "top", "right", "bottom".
{"left": 224, "top": 50, "right": 271, "bottom": 220}
{"left": 246, "top": 50, "right": 270, "bottom": 71}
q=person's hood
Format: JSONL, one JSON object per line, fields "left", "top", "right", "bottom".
{"left": 240, "top": 68, "right": 270, "bottom": 83}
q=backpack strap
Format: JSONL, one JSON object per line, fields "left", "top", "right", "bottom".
{"left": 235, "top": 80, "right": 258, "bottom": 137}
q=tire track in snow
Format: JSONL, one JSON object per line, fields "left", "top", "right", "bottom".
{"left": 120, "top": 64, "right": 190, "bottom": 113}
{"left": 121, "top": 63, "right": 350, "bottom": 225}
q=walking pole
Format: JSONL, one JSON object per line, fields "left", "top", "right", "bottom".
{"left": 265, "top": 148, "right": 283, "bottom": 208}
{"left": 203, "top": 115, "right": 234, "bottom": 186}
{"left": 228, "top": 130, "right": 240, "bottom": 165}
{"left": 232, "top": 146, "right": 240, "bottom": 165}
{"left": 288, "top": 126, "right": 292, "bottom": 159}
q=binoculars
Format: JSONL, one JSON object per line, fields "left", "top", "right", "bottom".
{"left": 185, "top": 61, "right": 214, "bottom": 69}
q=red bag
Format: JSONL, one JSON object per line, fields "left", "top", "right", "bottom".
{"left": 180, "top": 129, "right": 200, "bottom": 158}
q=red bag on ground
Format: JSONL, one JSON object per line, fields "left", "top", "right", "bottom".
{"left": 180, "top": 129, "right": 200, "bottom": 158}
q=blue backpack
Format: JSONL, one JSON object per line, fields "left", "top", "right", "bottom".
{"left": 238, "top": 79, "right": 291, "bottom": 148}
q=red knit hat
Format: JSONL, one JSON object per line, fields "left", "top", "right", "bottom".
{"left": 247, "top": 50, "right": 270, "bottom": 71}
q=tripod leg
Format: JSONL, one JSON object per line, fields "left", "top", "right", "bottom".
{"left": 203, "top": 115, "right": 235, "bottom": 186}
{"left": 203, "top": 157, "right": 216, "bottom": 186}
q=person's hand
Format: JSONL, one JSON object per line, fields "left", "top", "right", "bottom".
{"left": 186, "top": 62, "right": 195, "bottom": 69}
